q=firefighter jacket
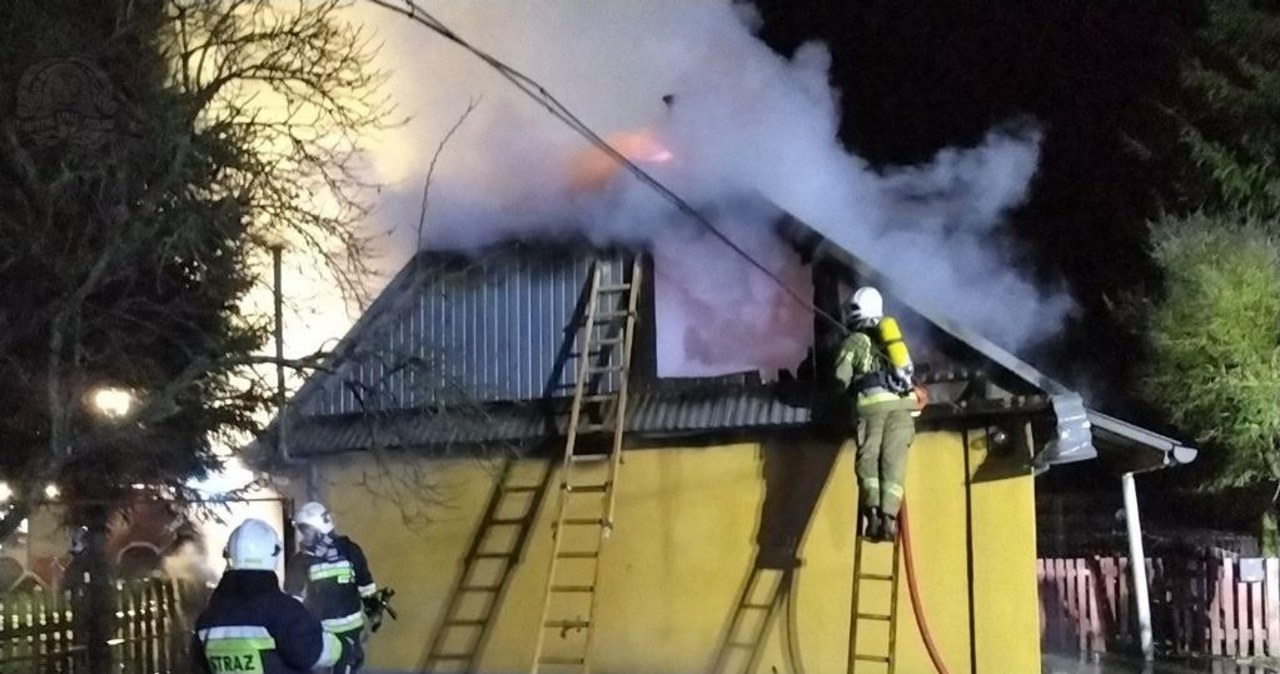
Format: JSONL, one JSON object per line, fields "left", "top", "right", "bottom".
{"left": 285, "top": 534, "right": 376, "bottom": 634}
{"left": 191, "top": 569, "right": 342, "bottom": 674}
{"left": 835, "top": 323, "right": 917, "bottom": 411}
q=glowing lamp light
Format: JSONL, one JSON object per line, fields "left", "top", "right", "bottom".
{"left": 90, "top": 387, "right": 134, "bottom": 419}
{"left": 0, "top": 482, "right": 11, "bottom": 503}
{"left": 44, "top": 484, "right": 60, "bottom": 499}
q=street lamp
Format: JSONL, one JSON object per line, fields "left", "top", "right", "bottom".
{"left": 89, "top": 386, "right": 134, "bottom": 420}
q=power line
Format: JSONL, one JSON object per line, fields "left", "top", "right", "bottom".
{"left": 363, "top": 0, "right": 849, "bottom": 335}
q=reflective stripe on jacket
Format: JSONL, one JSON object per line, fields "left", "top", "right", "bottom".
{"left": 192, "top": 570, "right": 342, "bottom": 674}
{"left": 285, "top": 535, "right": 375, "bottom": 631}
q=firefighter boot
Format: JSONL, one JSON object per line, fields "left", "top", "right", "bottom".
{"left": 879, "top": 514, "right": 898, "bottom": 543}
{"left": 861, "top": 507, "right": 883, "bottom": 542}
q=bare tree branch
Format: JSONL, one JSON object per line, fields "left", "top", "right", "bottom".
{"left": 0, "top": 0, "right": 393, "bottom": 543}
{"left": 418, "top": 98, "right": 478, "bottom": 248}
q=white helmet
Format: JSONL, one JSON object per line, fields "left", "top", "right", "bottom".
{"left": 847, "top": 286, "right": 884, "bottom": 325}
{"left": 293, "top": 501, "right": 334, "bottom": 535}
{"left": 224, "top": 519, "right": 281, "bottom": 571}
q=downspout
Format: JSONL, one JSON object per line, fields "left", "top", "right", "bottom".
{"left": 1122, "top": 470, "right": 1153, "bottom": 661}
{"left": 1040, "top": 401, "right": 1162, "bottom": 662}
{"left": 1121, "top": 452, "right": 1195, "bottom": 662}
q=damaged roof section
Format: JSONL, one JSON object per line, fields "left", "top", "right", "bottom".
{"left": 267, "top": 214, "right": 1195, "bottom": 474}
{"left": 775, "top": 211, "right": 1195, "bottom": 472}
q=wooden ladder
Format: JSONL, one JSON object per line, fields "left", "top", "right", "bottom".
{"left": 529, "top": 257, "right": 642, "bottom": 674}
{"left": 422, "top": 458, "right": 549, "bottom": 672}
{"left": 848, "top": 530, "right": 903, "bottom": 674}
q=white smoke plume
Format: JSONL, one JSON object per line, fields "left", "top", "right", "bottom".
{"left": 347, "top": 1, "right": 1071, "bottom": 375}
{"left": 162, "top": 538, "right": 218, "bottom": 587}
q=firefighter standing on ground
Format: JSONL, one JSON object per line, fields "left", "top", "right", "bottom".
{"left": 191, "top": 518, "right": 345, "bottom": 674}
{"left": 286, "top": 501, "right": 377, "bottom": 674}
{"left": 835, "top": 286, "right": 919, "bottom": 543}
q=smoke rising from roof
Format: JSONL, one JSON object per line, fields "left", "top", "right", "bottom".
{"left": 352, "top": 1, "right": 1071, "bottom": 368}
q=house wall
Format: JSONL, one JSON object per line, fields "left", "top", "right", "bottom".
{"left": 301, "top": 427, "right": 1039, "bottom": 674}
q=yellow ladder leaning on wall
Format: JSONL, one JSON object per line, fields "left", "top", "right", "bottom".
{"left": 848, "top": 529, "right": 903, "bottom": 674}
{"left": 530, "top": 257, "right": 642, "bottom": 674}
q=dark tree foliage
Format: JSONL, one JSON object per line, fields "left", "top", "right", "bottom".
{"left": 1142, "top": 215, "right": 1280, "bottom": 490}
{"left": 1178, "top": 0, "right": 1280, "bottom": 218}
{"left": 1139, "top": 0, "right": 1280, "bottom": 501}
{"left": 0, "top": 0, "right": 387, "bottom": 541}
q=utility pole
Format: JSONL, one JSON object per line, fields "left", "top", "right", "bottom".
{"left": 270, "top": 243, "right": 318, "bottom": 500}
{"left": 271, "top": 244, "right": 289, "bottom": 468}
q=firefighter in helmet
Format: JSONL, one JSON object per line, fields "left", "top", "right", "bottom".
{"left": 835, "top": 286, "right": 919, "bottom": 543}
{"left": 285, "top": 502, "right": 376, "bottom": 674}
{"left": 191, "top": 518, "right": 345, "bottom": 674}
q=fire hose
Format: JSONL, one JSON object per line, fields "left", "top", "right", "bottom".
{"left": 898, "top": 504, "right": 952, "bottom": 674}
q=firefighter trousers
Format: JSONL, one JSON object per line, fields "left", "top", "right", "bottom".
{"left": 331, "top": 627, "right": 365, "bottom": 674}
{"left": 854, "top": 404, "right": 916, "bottom": 518}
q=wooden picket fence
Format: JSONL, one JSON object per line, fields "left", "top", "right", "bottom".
{"left": 0, "top": 578, "right": 189, "bottom": 673}
{"left": 1039, "top": 556, "right": 1280, "bottom": 658}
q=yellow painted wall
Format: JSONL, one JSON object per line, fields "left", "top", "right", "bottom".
{"left": 299, "top": 428, "right": 1039, "bottom": 674}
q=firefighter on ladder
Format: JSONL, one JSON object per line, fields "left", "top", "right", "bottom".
{"left": 286, "top": 502, "right": 378, "bottom": 674}
{"left": 835, "top": 286, "right": 920, "bottom": 544}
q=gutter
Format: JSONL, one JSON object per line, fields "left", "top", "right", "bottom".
{"left": 1087, "top": 410, "right": 1199, "bottom": 468}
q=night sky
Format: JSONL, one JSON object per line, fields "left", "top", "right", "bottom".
{"left": 754, "top": 0, "right": 1204, "bottom": 420}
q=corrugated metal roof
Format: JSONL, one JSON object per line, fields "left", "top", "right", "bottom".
{"left": 626, "top": 388, "right": 809, "bottom": 431}
{"left": 286, "top": 383, "right": 812, "bottom": 456}
{"left": 291, "top": 245, "right": 629, "bottom": 417}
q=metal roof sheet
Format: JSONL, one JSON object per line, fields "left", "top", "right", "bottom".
{"left": 286, "top": 383, "right": 812, "bottom": 456}
{"left": 290, "top": 245, "right": 629, "bottom": 417}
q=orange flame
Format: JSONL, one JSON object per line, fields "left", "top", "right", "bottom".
{"left": 566, "top": 128, "right": 673, "bottom": 193}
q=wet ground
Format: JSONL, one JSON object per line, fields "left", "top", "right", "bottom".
{"left": 1043, "top": 653, "right": 1280, "bottom": 674}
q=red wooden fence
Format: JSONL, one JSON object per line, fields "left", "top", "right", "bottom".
{"left": 1039, "top": 556, "right": 1280, "bottom": 658}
